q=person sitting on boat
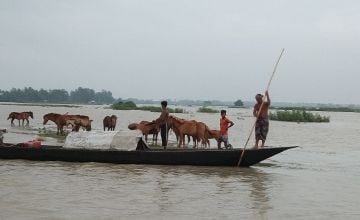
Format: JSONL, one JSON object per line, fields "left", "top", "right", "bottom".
{"left": 0, "top": 129, "right": 7, "bottom": 145}
{"left": 253, "top": 91, "right": 271, "bottom": 149}
{"left": 218, "top": 110, "right": 234, "bottom": 149}
{"left": 154, "top": 101, "right": 169, "bottom": 149}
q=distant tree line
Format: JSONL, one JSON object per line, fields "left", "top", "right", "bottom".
{"left": 0, "top": 87, "right": 115, "bottom": 104}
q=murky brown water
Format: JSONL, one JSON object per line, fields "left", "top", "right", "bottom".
{"left": 0, "top": 104, "right": 359, "bottom": 219}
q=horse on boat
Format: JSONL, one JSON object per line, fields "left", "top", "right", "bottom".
{"left": 43, "top": 113, "right": 67, "bottom": 135}
{"left": 7, "top": 111, "right": 34, "bottom": 127}
{"left": 128, "top": 121, "right": 160, "bottom": 145}
{"left": 203, "top": 129, "right": 221, "bottom": 148}
{"left": 167, "top": 116, "right": 210, "bottom": 148}
{"left": 103, "top": 115, "right": 117, "bottom": 131}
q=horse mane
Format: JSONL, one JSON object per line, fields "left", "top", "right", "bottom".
{"left": 24, "top": 111, "right": 34, "bottom": 118}
{"left": 169, "top": 115, "right": 187, "bottom": 124}
{"left": 44, "top": 113, "right": 61, "bottom": 117}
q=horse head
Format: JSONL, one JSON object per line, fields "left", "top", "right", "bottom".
{"left": 28, "top": 111, "right": 34, "bottom": 119}
{"left": 7, "top": 113, "right": 13, "bottom": 120}
{"left": 86, "top": 120, "right": 93, "bottom": 131}
{"left": 7, "top": 112, "right": 16, "bottom": 120}
{"left": 43, "top": 113, "right": 59, "bottom": 125}
{"left": 43, "top": 114, "right": 50, "bottom": 125}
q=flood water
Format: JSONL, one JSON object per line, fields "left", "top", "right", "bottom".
{"left": 0, "top": 103, "right": 359, "bottom": 219}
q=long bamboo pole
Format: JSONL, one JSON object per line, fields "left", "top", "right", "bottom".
{"left": 237, "top": 48, "right": 285, "bottom": 167}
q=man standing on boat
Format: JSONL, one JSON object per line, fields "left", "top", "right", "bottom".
{"left": 155, "top": 101, "right": 169, "bottom": 149}
{"left": 218, "top": 110, "right": 234, "bottom": 149}
{"left": 253, "top": 91, "right": 271, "bottom": 149}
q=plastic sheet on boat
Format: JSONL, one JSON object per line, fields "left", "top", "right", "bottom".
{"left": 63, "top": 130, "right": 143, "bottom": 150}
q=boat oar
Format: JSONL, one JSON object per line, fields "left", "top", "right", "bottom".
{"left": 237, "top": 48, "right": 285, "bottom": 167}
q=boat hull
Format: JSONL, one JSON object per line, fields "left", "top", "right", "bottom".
{"left": 0, "top": 141, "right": 298, "bottom": 167}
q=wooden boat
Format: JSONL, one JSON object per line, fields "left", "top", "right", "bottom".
{"left": 0, "top": 140, "right": 298, "bottom": 167}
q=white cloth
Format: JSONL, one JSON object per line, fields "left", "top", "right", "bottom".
{"left": 63, "top": 130, "right": 143, "bottom": 150}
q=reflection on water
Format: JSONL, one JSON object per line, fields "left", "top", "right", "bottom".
{"left": 1, "top": 104, "right": 360, "bottom": 219}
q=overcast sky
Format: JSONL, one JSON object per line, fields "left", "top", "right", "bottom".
{"left": 1, "top": 0, "right": 359, "bottom": 104}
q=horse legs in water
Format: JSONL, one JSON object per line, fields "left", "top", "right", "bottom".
{"left": 21, "top": 119, "right": 28, "bottom": 127}
{"left": 57, "top": 125, "right": 64, "bottom": 135}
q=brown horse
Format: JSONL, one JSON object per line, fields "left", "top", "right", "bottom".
{"left": 43, "top": 113, "right": 67, "bottom": 135}
{"left": 168, "top": 118, "right": 197, "bottom": 146}
{"left": 103, "top": 115, "right": 117, "bottom": 131}
{"left": 203, "top": 129, "right": 221, "bottom": 148}
{"left": 128, "top": 121, "right": 160, "bottom": 145}
{"left": 7, "top": 111, "right": 34, "bottom": 127}
{"left": 168, "top": 116, "right": 210, "bottom": 148}
{"left": 65, "top": 115, "right": 92, "bottom": 132}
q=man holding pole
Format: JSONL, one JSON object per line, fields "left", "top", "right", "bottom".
{"left": 238, "top": 49, "right": 283, "bottom": 166}
{"left": 253, "top": 91, "right": 271, "bottom": 149}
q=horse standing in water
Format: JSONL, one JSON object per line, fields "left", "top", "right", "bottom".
{"left": 43, "top": 113, "right": 67, "bottom": 135}
{"left": 103, "top": 115, "right": 117, "bottom": 131}
{"left": 64, "top": 115, "right": 92, "bottom": 132}
{"left": 7, "top": 111, "right": 34, "bottom": 127}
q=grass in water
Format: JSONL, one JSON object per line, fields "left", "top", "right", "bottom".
{"left": 197, "top": 107, "right": 219, "bottom": 113}
{"left": 37, "top": 129, "right": 68, "bottom": 140}
{"left": 269, "top": 110, "right": 330, "bottom": 123}
{"left": 272, "top": 106, "right": 360, "bottom": 113}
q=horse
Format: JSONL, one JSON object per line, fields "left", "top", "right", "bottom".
{"left": 103, "top": 115, "right": 117, "bottom": 131}
{"left": 168, "top": 118, "right": 197, "bottom": 147}
{"left": 168, "top": 116, "right": 209, "bottom": 148}
{"left": 128, "top": 121, "right": 160, "bottom": 145}
{"left": 203, "top": 129, "right": 221, "bottom": 148}
{"left": 64, "top": 115, "right": 92, "bottom": 131}
{"left": 43, "top": 113, "right": 67, "bottom": 135}
{"left": 7, "top": 111, "right": 34, "bottom": 127}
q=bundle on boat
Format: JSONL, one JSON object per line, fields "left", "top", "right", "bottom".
{"left": 63, "top": 130, "right": 145, "bottom": 151}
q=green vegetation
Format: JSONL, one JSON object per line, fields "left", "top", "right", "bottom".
{"left": 111, "top": 101, "right": 185, "bottom": 113}
{"left": 111, "top": 101, "right": 137, "bottom": 110}
{"left": 234, "top": 99, "right": 244, "bottom": 107}
{"left": 269, "top": 110, "right": 330, "bottom": 123}
{"left": 272, "top": 106, "right": 360, "bottom": 113}
{"left": 229, "top": 99, "right": 245, "bottom": 108}
{"left": 37, "top": 129, "right": 68, "bottom": 139}
{"left": 0, "top": 87, "right": 115, "bottom": 104}
{"left": 197, "top": 107, "right": 219, "bottom": 113}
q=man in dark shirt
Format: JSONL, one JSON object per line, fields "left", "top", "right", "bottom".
{"left": 155, "top": 101, "right": 169, "bottom": 148}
